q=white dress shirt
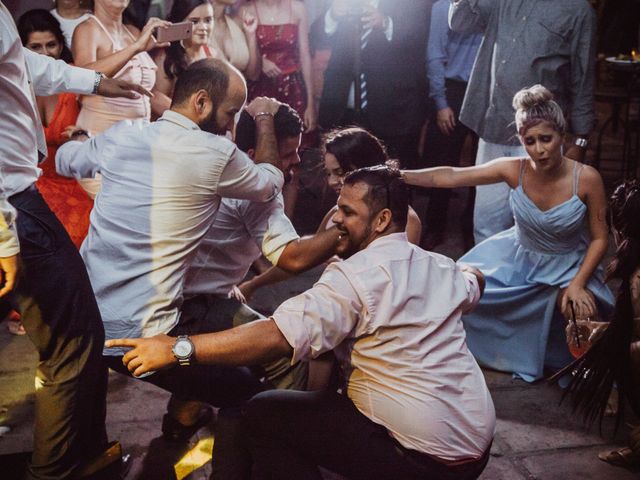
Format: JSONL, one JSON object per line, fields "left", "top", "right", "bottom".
{"left": 273, "top": 232, "right": 495, "bottom": 461}
{"left": 184, "top": 195, "right": 299, "bottom": 297}
{"left": 56, "top": 110, "right": 284, "bottom": 355}
{"left": 0, "top": 1, "right": 96, "bottom": 256}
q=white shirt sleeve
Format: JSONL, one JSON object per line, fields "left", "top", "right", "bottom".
{"left": 217, "top": 147, "right": 284, "bottom": 202}
{"left": 0, "top": 192, "right": 19, "bottom": 257}
{"left": 56, "top": 136, "right": 104, "bottom": 180}
{"left": 459, "top": 269, "right": 481, "bottom": 313}
{"left": 272, "top": 264, "right": 362, "bottom": 363}
{"left": 324, "top": 8, "right": 339, "bottom": 36}
{"left": 23, "top": 47, "right": 95, "bottom": 96}
{"left": 240, "top": 196, "right": 299, "bottom": 266}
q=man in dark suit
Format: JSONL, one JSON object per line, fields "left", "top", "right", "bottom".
{"left": 318, "top": 0, "right": 429, "bottom": 169}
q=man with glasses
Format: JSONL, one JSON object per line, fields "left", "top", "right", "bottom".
{"left": 108, "top": 165, "right": 495, "bottom": 479}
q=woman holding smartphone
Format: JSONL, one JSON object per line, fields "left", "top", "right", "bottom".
{"left": 402, "top": 85, "right": 615, "bottom": 382}
{"left": 71, "top": 0, "right": 169, "bottom": 196}
{"left": 153, "top": 0, "right": 216, "bottom": 100}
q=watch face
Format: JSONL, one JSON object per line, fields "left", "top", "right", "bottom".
{"left": 174, "top": 339, "right": 193, "bottom": 358}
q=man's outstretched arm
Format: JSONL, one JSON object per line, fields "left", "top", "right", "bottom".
{"left": 106, "top": 318, "right": 292, "bottom": 378}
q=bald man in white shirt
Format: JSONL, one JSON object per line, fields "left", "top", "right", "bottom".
{"left": 0, "top": 2, "right": 155, "bottom": 478}
{"left": 108, "top": 165, "right": 496, "bottom": 479}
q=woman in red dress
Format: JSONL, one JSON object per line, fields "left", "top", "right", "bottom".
{"left": 243, "top": 0, "right": 315, "bottom": 132}
{"left": 18, "top": 10, "right": 93, "bottom": 250}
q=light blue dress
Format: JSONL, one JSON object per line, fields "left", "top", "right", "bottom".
{"left": 460, "top": 160, "right": 615, "bottom": 382}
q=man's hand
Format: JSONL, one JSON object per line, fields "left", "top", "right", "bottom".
{"left": 0, "top": 255, "right": 18, "bottom": 297}
{"left": 436, "top": 107, "right": 456, "bottom": 135}
{"left": 245, "top": 96, "right": 281, "bottom": 118}
{"left": 105, "top": 334, "right": 177, "bottom": 377}
{"left": 361, "top": 5, "right": 386, "bottom": 30}
{"left": 227, "top": 285, "right": 248, "bottom": 304}
{"left": 97, "top": 76, "right": 153, "bottom": 99}
{"left": 459, "top": 263, "right": 485, "bottom": 295}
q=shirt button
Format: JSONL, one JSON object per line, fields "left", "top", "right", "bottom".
{"left": 523, "top": 16, "right": 527, "bottom": 20}
{"left": 501, "top": 60, "right": 506, "bottom": 64}
{"left": 513, "top": 38, "right": 517, "bottom": 42}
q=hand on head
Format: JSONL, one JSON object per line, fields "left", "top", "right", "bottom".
{"left": 245, "top": 96, "right": 282, "bottom": 118}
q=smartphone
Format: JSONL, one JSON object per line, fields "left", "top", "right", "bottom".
{"left": 155, "top": 21, "right": 192, "bottom": 43}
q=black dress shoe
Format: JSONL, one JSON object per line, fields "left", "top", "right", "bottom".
{"left": 161, "top": 405, "right": 214, "bottom": 443}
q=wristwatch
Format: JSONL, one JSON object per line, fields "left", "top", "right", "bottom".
{"left": 172, "top": 335, "right": 195, "bottom": 366}
{"left": 574, "top": 137, "right": 588, "bottom": 149}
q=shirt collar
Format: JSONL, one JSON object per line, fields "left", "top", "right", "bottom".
{"left": 158, "top": 110, "right": 201, "bottom": 131}
{"left": 368, "top": 232, "right": 408, "bottom": 249}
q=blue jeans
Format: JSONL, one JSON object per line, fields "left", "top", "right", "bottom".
{"left": 9, "top": 186, "right": 108, "bottom": 479}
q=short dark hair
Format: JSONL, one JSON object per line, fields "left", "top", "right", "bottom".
{"left": 171, "top": 58, "right": 231, "bottom": 109}
{"left": 343, "top": 163, "right": 409, "bottom": 229}
{"left": 17, "top": 9, "right": 73, "bottom": 63}
{"left": 235, "top": 104, "right": 303, "bottom": 152}
{"left": 323, "top": 127, "right": 387, "bottom": 173}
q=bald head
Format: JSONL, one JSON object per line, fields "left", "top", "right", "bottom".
{"left": 171, "top": 58, "right": 246, "bottom": 111}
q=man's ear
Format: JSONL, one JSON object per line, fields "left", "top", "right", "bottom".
{"left": 247, "top": 148, "right": 256, "bottom": 160}
{"left": 373, "top": 208, "right": 393, "bottom": 233}
{"left": 193, "top": 89, "right": 210, "bottom": 115}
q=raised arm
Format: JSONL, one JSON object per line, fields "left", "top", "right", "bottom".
{"left": 72, "top": 17, "right": 169, "bottom": 77}
{"left": 238, "top": 7, "right": 262, "bottom": 81}
{"left": 560, "top": 166, "right": 609, "bottom": 319}
{"left": 401, "top": 157, "right": 519, "bottom": 189}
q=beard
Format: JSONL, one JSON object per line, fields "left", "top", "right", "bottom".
{"left": 336, "top": 224, "right": 372, "bottom": 260}
{"left": 199, "top": 110, "right": 226, "bottom": 135}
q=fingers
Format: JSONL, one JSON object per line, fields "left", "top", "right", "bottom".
{"left": 0, "top": 256, "right": 18, "bottom": 297}
{"left": 105, "top": 338, "right": 139, "bottom": 349}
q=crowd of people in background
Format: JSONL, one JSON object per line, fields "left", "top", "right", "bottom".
{"left": 1, "top": 0, "right": 640, "bottom": 478}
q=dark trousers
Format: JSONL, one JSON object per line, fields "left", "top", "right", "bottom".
{"left": 422, "top": 79, "right": 476, "bottom": 238}
{"left": 243, "top": 389, "right": 491, "bottom": 480}
{"left": 9, "top": 186, "right": 108, "bottom": 480}
{"left": 104, "top": 295, "right": 264, "bottom": 408}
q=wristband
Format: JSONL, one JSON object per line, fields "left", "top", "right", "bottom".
{"left": 254, "top": 111, "right": 274, "bottom": 120}
{"left": 574, "top": 138, "right": 588, "bottom": 148}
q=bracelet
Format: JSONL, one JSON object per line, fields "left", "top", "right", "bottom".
{"left": 92, "top": 72, "right": 105, "bottom": 94}
{"left": 253, "top": 111, "right": 274, "bottom": 120}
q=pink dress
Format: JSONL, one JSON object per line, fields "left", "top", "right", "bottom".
{"left": 75, "top": 15, "right": 157, "bottom": 196}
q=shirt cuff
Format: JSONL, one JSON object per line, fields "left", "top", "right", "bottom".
{"left": 434, "top": 95, "right": 449, "bottom": 111}
{"left": 66, "top": 64, "right": 99, "bottom": 95}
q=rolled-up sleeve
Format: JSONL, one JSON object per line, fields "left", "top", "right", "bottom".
{"left": 217, "top": 147, "right": 284, "bottom": 202}
{"left": 459, "top": 269, "right": 481, "bottom": 313}
{"left": 56, "top": 136, "right": 103, "bottom": 179}
{"left": 272, "top": 265, "right": 362, "bottom": 364}
{"left": 23, "top": 47, "right": 95, "bottom": 96}
{"left": 428, "top": 0, "right": 450, "bottom": 110}
{"left": 0, "top": 195, "right": 19, "bottom": 257}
